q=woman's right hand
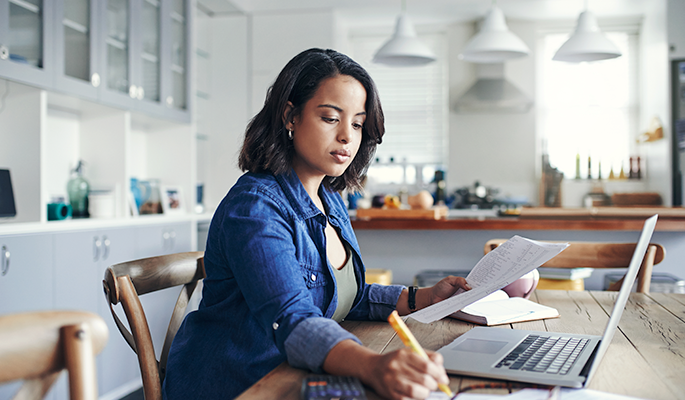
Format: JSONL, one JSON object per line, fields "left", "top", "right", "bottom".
{"left": 363, "top": 348, "right": 450, "bottom": 400}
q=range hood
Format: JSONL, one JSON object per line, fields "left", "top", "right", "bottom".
{"left": 453, "top": 63, "right": 532, "bottom": 113}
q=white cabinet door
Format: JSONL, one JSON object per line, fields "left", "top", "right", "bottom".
{"left": 52, "top": 227, "right": 139, "bottom": 400}
{"left": 136, "top": 222, "right": 192, "bottom": 258}
{"left": 0, "top": 233, "right": 54, "bottom": 400}
{"left": 0, "top": 233, "right": 54, "bottom": 315}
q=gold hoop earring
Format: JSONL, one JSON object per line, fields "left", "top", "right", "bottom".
{"left": 288, "top": 130, "right": 293, "bottom": 140}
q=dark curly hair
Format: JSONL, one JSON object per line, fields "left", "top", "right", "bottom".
{"left": 238, "top": 48, "right": 384, "bottom": 192}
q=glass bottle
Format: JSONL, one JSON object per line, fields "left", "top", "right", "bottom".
{"left": 587, "top": 156, "right": 592, "bottom": 179}
{"left": 67, "top": 160, "right": 90, "bottom": 218}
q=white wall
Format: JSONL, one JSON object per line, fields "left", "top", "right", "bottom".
{"left": 640, "top": 1, "right": 671, "bottom": 205}
{"left": 250, "top": 10, "right": 335, "bottom": 115}
{"left": 0, "top": 82, "right": 43, "bottom": 223}
{"left": 198, "top": 15, "right": 249, "bottom": 211}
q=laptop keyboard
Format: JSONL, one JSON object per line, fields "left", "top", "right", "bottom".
{"left": 495, "top": 335, "right": 589, "bottom": 374}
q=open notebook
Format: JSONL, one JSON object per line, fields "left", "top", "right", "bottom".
{"left": 437, "top": 214, "right": 658, "bottom": 388}
{"left": 450, "top": 290, "right": 559, "bottom": 326}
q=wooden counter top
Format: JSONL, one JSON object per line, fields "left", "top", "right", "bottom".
{"left": 351, "top": 207, "right": 685, "bottom": 231}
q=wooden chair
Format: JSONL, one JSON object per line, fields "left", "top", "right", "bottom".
{"left": 102, "top": 252, "right": 205, "bottom": 400}
{"left": 484, "top": 240, "right": 665, "bottom": 293}
{"left": 0, "top": 310, "right": 108, "bottom": 400}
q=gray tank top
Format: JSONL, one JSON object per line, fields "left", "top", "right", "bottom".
{"left": 330, "top": 247, "right": 358, "bottom": 322}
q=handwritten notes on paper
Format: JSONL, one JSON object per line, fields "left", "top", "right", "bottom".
{"left": 410, "top": 236, "right": 569, "bottom": 324}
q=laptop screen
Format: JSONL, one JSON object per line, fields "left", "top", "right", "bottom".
{"left": 0, "top": 169, "right": 17, "bottom": 218}
{"left": 584, "top": 214, "right": 658, "bottom": 385}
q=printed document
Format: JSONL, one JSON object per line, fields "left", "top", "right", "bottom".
{"left": 410, "top": 236, "right": 569, "bottom": 324}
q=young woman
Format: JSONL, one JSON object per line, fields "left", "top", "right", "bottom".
{"left": 162, "top": 48, "right": 470, "bottom": 400}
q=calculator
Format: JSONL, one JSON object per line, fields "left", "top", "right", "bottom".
{"left": 300, "top": 375, "right": 367, "bottom": 400}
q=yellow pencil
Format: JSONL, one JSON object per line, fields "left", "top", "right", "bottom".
{"left": 387, "top": 310, "right": 454, "bottom": 398}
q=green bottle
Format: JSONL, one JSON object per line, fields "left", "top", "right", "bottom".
{"left": 67, "top": 160, "right": 90, "bottom": 218}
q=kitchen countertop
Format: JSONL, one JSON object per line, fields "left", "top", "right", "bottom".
{"left": 350, "top": 207, "right": 685, "bottom": 231}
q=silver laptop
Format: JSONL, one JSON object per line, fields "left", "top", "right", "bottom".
{"left": 438, "top": 214, "right": 658, "bottom": 388}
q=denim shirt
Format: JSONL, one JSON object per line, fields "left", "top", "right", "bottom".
{"left": 162, "top": 170, "right": 405, "bottom": 400}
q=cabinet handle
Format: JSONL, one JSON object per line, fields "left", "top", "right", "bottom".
{"left": 137, "top": 86, "right": 145, "bottom": 100}
{"left": 170, "top": 230, "right": 176, "bottom": 250}
{"left": 93, "top": 236, "right": 102, "bottom": 262}
{"left": 0, "top": 46, "right": 8, "bottom": 60}
{"left": 163, "top": 230, "right": 170, "bottom": 251}
{"left": 129, "top": 85, "right": 138, "bottom": 98}
{"left": 1, "top": 245, "right": 9, "bottom": 276}
{"left": 91, "top": 72, "right": 101, "bottom": 87}
{"left": 166, "top": 96, "right": 174, "bottom": 107}
{"left": 102, "top": 236, "right": 111, "bottom": 261}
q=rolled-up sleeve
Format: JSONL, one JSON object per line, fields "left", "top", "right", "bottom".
{"left": 368, "top": 283, "right": 406, "bottom": 320}
{"left": 284, "top": 317, "right": 361, "bottom": 372}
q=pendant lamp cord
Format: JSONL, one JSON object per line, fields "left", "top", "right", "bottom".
{"left": 401, "top": 0, "right": 406, "bottom": 13}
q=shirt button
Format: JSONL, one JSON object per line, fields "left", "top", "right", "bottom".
{"left": 311, "top": 273, "right": 317, "bottom": 281}
{"left": 272, "top": 322, "right": 279, "bottom": 330}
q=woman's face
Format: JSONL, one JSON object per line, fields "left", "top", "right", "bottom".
{"left": 287, "top": 74, "right": 367, "bottom": 185}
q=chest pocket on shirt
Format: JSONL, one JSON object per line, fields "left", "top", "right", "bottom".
{"left": 300, "top": 263, "right": 328, "bottom": 289}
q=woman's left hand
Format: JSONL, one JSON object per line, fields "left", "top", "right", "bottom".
{"left": 429, "top": 276, "right": 471, "bottom": 305}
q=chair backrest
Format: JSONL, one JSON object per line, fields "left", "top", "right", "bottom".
{"left": 102, "top": 252, "right": 205, "bottom": 400}
{"left": 484, "top": 240, "right": 665, "bottom": 294}
{"left": 0, "top": 310, "right": 108, "bottom": 400}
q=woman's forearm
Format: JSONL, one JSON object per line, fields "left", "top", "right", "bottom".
{"left": 395, "top": 287, "right": 434, "bottom": 316}
{"left": 322, "top": 339, "right": 378, "bottom": 381}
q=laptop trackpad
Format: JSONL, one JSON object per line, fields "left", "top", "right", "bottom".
{"left": 452, "top": 339, "right": 508, "bottom": 354}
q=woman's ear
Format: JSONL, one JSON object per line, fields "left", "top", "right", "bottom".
{"left": 282, "top": 101, "right": 295, "bottom": 130}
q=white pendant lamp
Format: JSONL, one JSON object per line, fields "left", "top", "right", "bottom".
{"left": 459, "top": 5, "right": 529, "bottom": 64}
{"left": 553, "top": 10, "right": 622, "bottom": 62}
{"left": 373, "top": 3, "right": 436, "bottom": 67}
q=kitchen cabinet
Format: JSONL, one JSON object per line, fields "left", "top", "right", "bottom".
{"left": 0, "top": 222, "right": 196, "bottom": 399}
{"left": 0, "top": 233, "right": 53, "bottom": 315}
{"left": 52, "top": 0, "right": 101, "bottom": 101}
{"left": 0, "top": 82, "right": 196, "bottom": 226}
{"left": 0, "top": 0, "right": 54, "bottom": 88}
{"left": 51, "top": 226, "right": 139, "bottom": 399}
{"left": 97, "top": 0, "right": 192, "bottom": 122}
{"left": 0, "top": 232, "right": 54, "bottom": 400}
{"left": 0, "top": 1, "right": 197, "bottom": 226}
{"left": 136, "top": 221, "right": 191, "bottom": 258}
{"left": 1, "top": 0, "right": 191, "bottom": 122}
{"left": 166, "top": 0, "right": 190, "bottom": 116}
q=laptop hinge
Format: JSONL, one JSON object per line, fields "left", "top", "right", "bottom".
{"left": 580, "top": 340, "right": 600, "bottom": 378}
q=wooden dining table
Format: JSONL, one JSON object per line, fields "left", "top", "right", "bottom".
{"left": 235, "top": 290, "right": 685, "bottom": 400}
